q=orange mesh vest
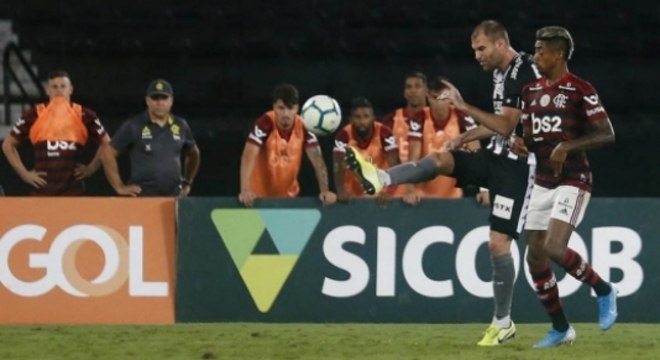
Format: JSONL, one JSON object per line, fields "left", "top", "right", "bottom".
{"left": 392, "top": 107, "right": 431, "bottom": 197}
{"left": 343, "top": 123, "right": 391, "bottom": 196}
{"left": 391, "top": 107, "right": 431, "bottom": 163}
{"left": 251, "top": 111, "right": 305, "bottom": 197}
{"left": 416, "top": 108, "right": 462, "bottom": 198}
{"left": 29, "top": 96, "right": 87, "bottom": 145}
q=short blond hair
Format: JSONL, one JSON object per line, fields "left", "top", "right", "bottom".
{"left": 536, "top": 26, "right": 574, "bottom": 60}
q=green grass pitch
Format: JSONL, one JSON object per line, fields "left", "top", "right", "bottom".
{"left": 0, "top": 323, "right": 657, "bottom": 359}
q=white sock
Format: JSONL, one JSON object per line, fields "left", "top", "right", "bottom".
{"left": 493, "top": 315, "right": 511, "bottom": 329}
{"left": 378, "top": 170, "right": 391, "bottom": 186}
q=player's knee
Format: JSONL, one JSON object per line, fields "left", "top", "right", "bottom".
{"left": 429, "top": 151, "right": 442, "bottom": 165}
{"left": 488, "top": 231, "right": 512, "bottom": 255}
{"left": 525, "top": 246, "right": 545, "bottom": 268}
{"left": 543, "top": 241, "right": 566, "bottom": 263}
{"left": 429, "top": 151, "right": 452, "bottom": 173}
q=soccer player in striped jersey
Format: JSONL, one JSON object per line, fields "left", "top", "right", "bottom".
{"left": 239, "top": 83, "right": 336, "bottom": 207}
{"left": 380, "top": 72, "right": 431, "bottom": 205}
{"left": 346, "top": 20, "right": 539, "bottom": 346}
{"left": 518, "top": 26, "right": 617, "bottom": 348}
{"left": 407, "top": 76, "right": 480, "bottom": 200}
{"left": 333, "top": 97, "right": 399, "bottom": 206}
{"left": 2, "top": 70, "right": 109, "bottom": 195}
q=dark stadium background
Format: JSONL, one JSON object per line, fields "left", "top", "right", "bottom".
{"left": 0, "top": 0, "right": 657, "bottom": 197}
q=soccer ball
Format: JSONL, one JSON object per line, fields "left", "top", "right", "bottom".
{"left": 301, "top": 95, "right": 342, "bottom": 136}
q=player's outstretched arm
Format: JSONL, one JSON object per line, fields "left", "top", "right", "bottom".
{"left": 238, "top": 142, "right": 260, "bottom": 207}
{"left": 445, "top": 125, "right": 496, "bottom": 150}
{"left": 549, "top": 119, "right": 615, "bottom": 177}
{"left": 306, "top": 145, "right": 336, "bottom": 206}
{"left": 441, "top": 80, "right": 521, "bottom": 136}
{"left": 561, "top": 118, "right": 615, "bottom": 152}
{"left": 332, "top": 151, "right": 351, "bottom": 203}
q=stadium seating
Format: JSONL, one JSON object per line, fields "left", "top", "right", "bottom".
{"left": 0, "top": 0, "right": 658, "bottom": 197}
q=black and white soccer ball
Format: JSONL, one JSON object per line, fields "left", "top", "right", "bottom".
{"left": 301, "top": 95, "right": 342, "bottom": 136}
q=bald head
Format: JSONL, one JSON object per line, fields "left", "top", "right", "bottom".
{"left": 472, "top": 20, "right": 510, "bottom": 46}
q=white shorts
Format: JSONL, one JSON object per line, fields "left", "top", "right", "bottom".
{"left": 524, "top": 185, "right": 591, "bottom": 230}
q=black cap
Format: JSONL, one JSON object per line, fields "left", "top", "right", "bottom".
{"left": 146, "top": 79, "right": 173, "bottom": 97}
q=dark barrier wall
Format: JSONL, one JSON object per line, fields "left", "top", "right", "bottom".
{"left": 176, "top": 198, "right": 657, "bottom": 323}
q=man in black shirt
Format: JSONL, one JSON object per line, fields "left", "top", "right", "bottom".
{"left": 102, "top": 79, "right": 200, "bottom": 196}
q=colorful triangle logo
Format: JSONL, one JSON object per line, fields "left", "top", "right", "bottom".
{"left": 210, "top": 209, "right": 321, "bottom": 312}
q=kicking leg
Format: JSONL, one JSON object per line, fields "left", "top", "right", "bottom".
{"left": 386, "top": 150, "right": 455, "bottom": 185}
{"left": 345, "top": 147, "right": 454, "bottom": 195}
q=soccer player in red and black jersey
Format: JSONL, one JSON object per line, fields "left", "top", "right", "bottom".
{"left": 518, "top": 26, "right": 616, "bottom": 348}
{"left": 333, "top": 97, "right": 399, "bottom": 206}
{"left": 238, "top": 83, "right": 336, "bottom": 207}
{"left": 380, "top": 72, "right": 432, "bottom": 205}
{"left": 407, "top": 76, "right": 480, "bottom": 200}
{"left": 380, "top": 72, "right": 429, "bottom": 164}
{"left": 2, "top": 70, "right": 110, "bottom": 195}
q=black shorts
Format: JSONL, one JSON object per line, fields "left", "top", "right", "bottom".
{"left": 450, "top": 149, "right": 534, "bottom": 239}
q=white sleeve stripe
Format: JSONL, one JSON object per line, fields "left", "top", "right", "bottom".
{"left": 248, "top": 133, "right": 263, "bottom": 144}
